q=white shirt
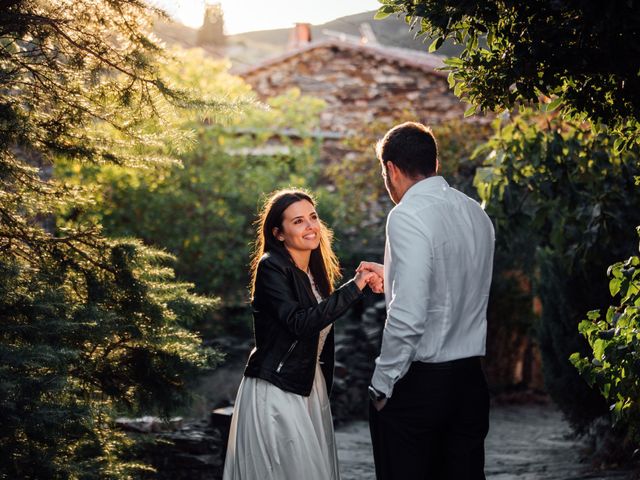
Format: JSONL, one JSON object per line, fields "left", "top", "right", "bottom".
{"left": 371, "top": 176, "right": 495, "bottom": 398}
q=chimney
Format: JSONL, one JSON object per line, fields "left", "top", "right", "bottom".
{"left": 359, "top": 23, "right": 378, "bottom": 45}
{"left": 288, "top": 23, "right": 312, "bottom": 50}
{"left": 197, "top": 3, "right": 225, "bottom": 46}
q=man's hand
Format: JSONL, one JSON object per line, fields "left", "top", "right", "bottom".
{"left": 354, "top": 269, "right": 377, "bottom": 291}
{"left": 366, "top": 274, "right": 384, "bottom": 293}
{"left": 372, "top": 397, "right": 387, "bottom": 411}
{"left": 357, "top": 261, "right": 384, "bottom": 294}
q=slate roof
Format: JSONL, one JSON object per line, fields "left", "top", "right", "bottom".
{"left": 236, "top": 37, "right": 447, "bottom": 78}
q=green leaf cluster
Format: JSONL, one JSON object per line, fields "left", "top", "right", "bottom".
{"left": 571, "top": 237, "right": 640, "bottom": 444}
{"left": 474, "top": 110, "right": 640, "bottom": 272}
{"left": 377, "top": 0, "right": 640, "bottom": 150}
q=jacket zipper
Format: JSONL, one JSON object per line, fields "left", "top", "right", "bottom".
{"left": 276, "top": 340, "right": 298, "bottom": 373}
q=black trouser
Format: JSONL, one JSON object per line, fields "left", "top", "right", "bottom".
{"left": 369, "top": 357, "right": 489, "bottom": 480}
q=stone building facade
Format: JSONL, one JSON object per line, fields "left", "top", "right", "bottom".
{"left": 238, "top": 35, "right": 470, "bottom": 136}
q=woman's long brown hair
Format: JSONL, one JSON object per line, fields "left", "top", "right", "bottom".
{"left": 249, "top": 189, "right": 341, "bottom": 299}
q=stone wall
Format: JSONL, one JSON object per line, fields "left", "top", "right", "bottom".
{"left": 117, "top": 416, "right": 226, "bottom": 480}
{"left": 331, "top": 300, "right": 385, "bottom": 425}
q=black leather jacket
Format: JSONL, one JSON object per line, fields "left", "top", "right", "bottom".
{"left": 243, "top": 250, "right": 363, "bottom": 396}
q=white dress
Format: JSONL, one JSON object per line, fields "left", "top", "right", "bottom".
{"left": 222, "top": 274, "right": 339, "bottom": 480}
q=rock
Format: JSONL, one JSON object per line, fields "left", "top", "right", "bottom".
{"left": 115, "top": 417, "right": 229, "bottom": 479}
{"left": 115, "top": 416, "right": 183, "bottom": 433}
{"left": 334, "top": 361, "right": 349, "bottom": 378}
{"left": 210, "top": 405, "right": 234, "bottom": 438}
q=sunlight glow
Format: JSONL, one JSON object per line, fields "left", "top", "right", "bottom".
{"left": 152, "top": 0, "right": 382, "bottom": 34}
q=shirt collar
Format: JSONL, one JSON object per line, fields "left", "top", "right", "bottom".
{"left": 401, "top": 175, "right": 449, "bottom": 202}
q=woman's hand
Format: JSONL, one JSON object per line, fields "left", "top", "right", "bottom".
{"left": 354, "top": 269, "right": 377, "bottom": 291}
{"left": 357, "top": 261, "right": 385, "bottom": 294}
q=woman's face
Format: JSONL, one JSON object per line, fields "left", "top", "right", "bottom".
{"left": 274, "top": 199, "right": 321, "bottom": 254}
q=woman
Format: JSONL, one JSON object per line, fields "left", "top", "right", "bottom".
{"left": 222, "top": 189, "right": 378, "bottom": 480}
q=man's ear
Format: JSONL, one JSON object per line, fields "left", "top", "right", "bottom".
{"left": 387, "top": 161, "right": 399, "bottom": 180}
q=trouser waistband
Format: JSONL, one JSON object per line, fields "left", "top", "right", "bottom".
{"left": 411, "top": 356, "right": 482, "bottom": 371}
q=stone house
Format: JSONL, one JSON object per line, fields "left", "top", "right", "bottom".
{"left": 237, "top": 24, "right": 473, "bottom": 162}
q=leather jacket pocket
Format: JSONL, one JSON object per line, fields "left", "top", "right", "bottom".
{"left": 276, "top": 340, "right": 298, "bottom": 373}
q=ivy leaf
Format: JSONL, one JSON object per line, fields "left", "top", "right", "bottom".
{"left": 374, "top": 10, "right": 393, "bottom": 20}
{"left": 593, "top": 339, "right": 605, "bottom": 360}
{"left": 464, "top": 105, "right": 477, "bottom": 118}
{"left": 447, "top": 72, "right": 456, "bottom": 89}
{"left": 610, "top": 278, "right": 622, "bottom": 297}
{"left": 545, "top": 97, "right": 563, "bottom": 112}
{"left": 429, "top": 36, "right": 444, "bottom": 53}
{"left": 586, "top": 311, "right": 601, "bottom": 322}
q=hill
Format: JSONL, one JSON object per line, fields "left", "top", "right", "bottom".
{"left": 229, "top": 10, "right": 463, "bottom": 58}
{"left": 154, "top": 10, "right": 464, "bottom": 68}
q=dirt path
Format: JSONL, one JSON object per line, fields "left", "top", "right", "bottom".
{"left": 336, "top": 404, "right": 633, "bottom": 480}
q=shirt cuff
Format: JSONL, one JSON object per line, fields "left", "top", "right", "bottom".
{"left": 370, "top": 363, "right": 397, "bottom": 399}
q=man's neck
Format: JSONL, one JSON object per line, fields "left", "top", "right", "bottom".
{"left": 396, "top": 174, "right": 431, "bottom": 201}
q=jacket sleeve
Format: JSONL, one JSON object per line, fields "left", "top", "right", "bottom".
{"left": 254, "top": 259, "right": 363, "bottom": 339}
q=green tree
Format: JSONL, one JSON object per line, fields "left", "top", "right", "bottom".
{"left": 0, "top": 1, "right": 236, "bottom": 477}
{"left": 376, "top": 0, "right": 640, "bottom": 149}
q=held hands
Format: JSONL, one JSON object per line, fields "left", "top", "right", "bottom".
{"left": 353, "top": 269, "right": 378, "bottom": 292}
{"left": 354, "top": 261, "right": 384, "bottom": 294}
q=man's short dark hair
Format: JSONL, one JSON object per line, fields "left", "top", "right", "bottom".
{"left": 376, "top": 122, "right": 438, "bottom": 178}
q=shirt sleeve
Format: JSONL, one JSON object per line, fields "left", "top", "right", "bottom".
{"left": 370, "top": 208, "right": 432, "bottom": 398}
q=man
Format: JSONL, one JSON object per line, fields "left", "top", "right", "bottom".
{"left": 358, "top": 122, "right": 495, "bottom": 480}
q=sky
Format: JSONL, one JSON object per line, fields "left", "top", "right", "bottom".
{"left": 151, "top": 0, "right": 382, "bottom": 34}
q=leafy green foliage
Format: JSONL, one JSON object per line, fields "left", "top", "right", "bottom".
{"left": 474, "top": 109, "right": 640, "bottom": 429}
{"left": 474, "top": 110, "right": 640, "bottom": 273}
{"left": 377, "top": 0, "right": 640, "bottom": 149}
{"left": 0, "top": 238, "right": 220, "bottom": 479}
{"left": 0, "top": 1, "right": 230, "bottom": 477}
{"left": 571, "top": 231, "right": 640, "bottom": 443}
